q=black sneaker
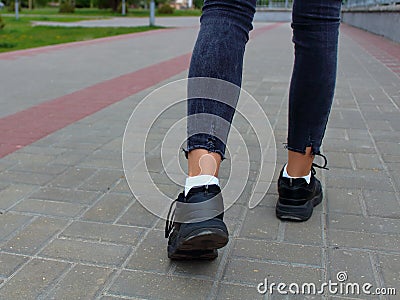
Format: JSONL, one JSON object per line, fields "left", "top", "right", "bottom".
{"left": 276, "top": 156, "right": 328, "bottom": 221}
{"left": 165, "top": 185, "right": 229, "bottom": 260}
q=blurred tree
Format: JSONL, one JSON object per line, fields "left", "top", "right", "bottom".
{"left": 35, "top": 0, "right": 49, "bottom": 7}
{"left": 59, "top": 0, "right": 75, "bottom": 12}
{"left": 193, "top": 0, "right": 202, "bottom": 9}
{"left": 0, "top": 15, "right": 5, "bottom": 30}
{"left": 75, "top": 0, "right": 90, "bottom": 7}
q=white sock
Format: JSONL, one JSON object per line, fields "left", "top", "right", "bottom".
{"left": 184, "top": 175, "right": 219, "bottom": 196}
{"left": 283, "top": 164, "right": 311, "bottom": 184}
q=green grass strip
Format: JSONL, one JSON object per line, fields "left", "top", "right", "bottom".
{"left": 0, "top": 17, "right": 162, "bottom": 53}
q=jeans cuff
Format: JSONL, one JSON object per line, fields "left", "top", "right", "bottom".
{"left": 285, "top": 144, "right": 321, "bottom": 155}
{"left": 181, "top": 146, "right": 226, "bottom": 161}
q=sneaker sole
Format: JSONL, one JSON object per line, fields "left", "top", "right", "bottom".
{"left": 179, "top": 228, "right": 229, "bottom": 251}
{"left": 168, "top": 228, "right": 228, "bottom": 260}
{"left": 168, "top": 249, "right": 218, "bottom": 260}
{"left": 276, "top": 192, "right": 323, "bottom": 222}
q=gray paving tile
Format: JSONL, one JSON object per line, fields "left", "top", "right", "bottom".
{"left": 30, "top": 187, "right": 100, "bottom": 205}
{"left": 239, "top": 206, "right": 280, "bottom": 240}
{"left": 30, "top": 135, "right": 65, "bottom": 148}
{"left": 0, "top": 184, "right": 38, "bottom": 211}
{"left": 61, "top": 221, "right": 143, "bottom": 245}
{"left": 328, "top": 248, "right": 376, "bottom": 287}
{"left": 390, "top": 169, "right": 400, "bottom": 192}
{"left": 10, "top": 163, "right": 69, "bottom": 176}
{"left": 46, "top": 264, "right": 113, "bottom": 300}
{"left": 0, "top": 213, "right": 32, "bottom": 241}
{"left": 0, "top": 161, "right": 16, "bottom": 173}
{"left": 40, "top": 239, "right": 130, "bottom": 267}
{"left": 109, "top": 178, "right": 132, "bottom": 194}
{"left": 353, "top": 153, "right": 383, "bottom": 170}
{"left": 0, "top": 252, "right": 29, "bottom": 278}
{"left": 53, "top": 140, "right": 102, "bottom": 151}
{"left": 0, "top": 182, "right": 9, "bottom": 191}
{"left": 284, "top": 212, "right": 323, "bottom": 246}
{"left": 100, "top": 137, "right": 123, "bottom": 152}
{"left": 11, "top": 199, "right": 86, "bottom": 218}
{"left": 328, "top": 213, "right": 400, "bottom": 235}
{"left": 0, "top": 171, "right": 54, "bottom": 186}
{"left": 377, "top": 253, "right": 400, "bottom": 299}
{"left": 346, "top": 128, "right": 371, "bottom": 141}
{"left": 49, "top": 167, "right": 97, "bottom": 188}
{"left": 78, "top": 169, "right": 123, "bottom": 192}
{"left": 382, "top": 154, "right": 400, "bottom": 164}
{"left": 217, "top": 283, "right": 264, "bottom": 300}
{"left": 1, "top": 217, "right": 68, "bottom": 255}
{"left": 78, "top": 150, "right": 123, "bottom": 169}
{"left": 223, "top": 258, "right": 322, "bottom": 286}
{"left": 116, "top": 201, "right": 158, "bottom": 228}
{"left": 232, "top": 239, "right": 322, "bottom": 267}
{"left": 371, "top": 130, "right": 400, "bottom": 143}
{"left": 81, "top": 193, "right": 134, "bottom": 223}
{"left": 108, "top": 270, "right": 213, "bottom": 300}
{"left": 125, "top": 230, "right": 171, "bottom": 273}
{"left": 323, "top": 139, "right": 375, "bottom": 154}
{"left": 4, "top": 152, "right": 56, "bottom": 165}
{"left": 15, "top": 146, "right": 66, "bottom": 156}
{"left": 327, "top": 188, "right": 363, "bottom": 215}
{"left": 173, "top": 248, "right": 227, "bottom": 280}
{"left": 326, "top": 169, "right": 394, "bottom": 191}
{"left": 225, "top": 203, "right": 245, "bottom": 219}
{"left": 329, "top": 230, "right": 400, "bottom": 252}
{"left": 324, "top": 152, "right": 353, "bottom": 169}
{"left": 325, "top": 128, "right": 347, "bottom": 140}
{"left": 366, "top": 119, "right": 393, "bottom": 131}
{"left": 0, "top": 259, "right": 70, "bottom": 300}
{"left": 387, "top": 162, "right": 400, "bottom": 172}
{"left": 54, "top": 150, "right": 90, "bottom": 165}
{"left": 377, "top": 141, "right": 400, "bottom": 156}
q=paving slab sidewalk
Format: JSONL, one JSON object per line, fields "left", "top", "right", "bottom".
{"left": 0, "top": 17, "right": 399, "bottom": 299}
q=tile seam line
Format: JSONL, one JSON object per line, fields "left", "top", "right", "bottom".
{"left": 0, "top": 22, "right": 280, "bottom": 159}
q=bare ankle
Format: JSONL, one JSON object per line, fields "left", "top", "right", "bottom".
{"left": 286, "top": 147, "right": 314, "bottom": 177}
{"left": 188, "top": 149, "right": 221, "bottom": 177}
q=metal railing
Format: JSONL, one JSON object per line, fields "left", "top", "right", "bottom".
{"left": 256, "top": 0, "right": 293, "bottom": 8}
{"left": 344, "top": 0, "right": 399, "bottom": 8}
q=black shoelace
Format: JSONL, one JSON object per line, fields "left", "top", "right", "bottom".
{"left": 311, "top": 153, "right": 329, "bottom": 175}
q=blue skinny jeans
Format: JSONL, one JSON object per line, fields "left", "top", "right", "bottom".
{"left": 186, "top": 0, "right": 342, "bottom": 159}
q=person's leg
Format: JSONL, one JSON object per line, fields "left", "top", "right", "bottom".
{"left": 186, "top": 0, "right": 256, "bottom": 173}
{"left": 287, "top": 0, "right": 341, "bottom": 167}
{"left": 166, "top": 0, "right": 256, "bottom": 260}
{"left": 276, "top": 0, "right": 341, "bottom": 221}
